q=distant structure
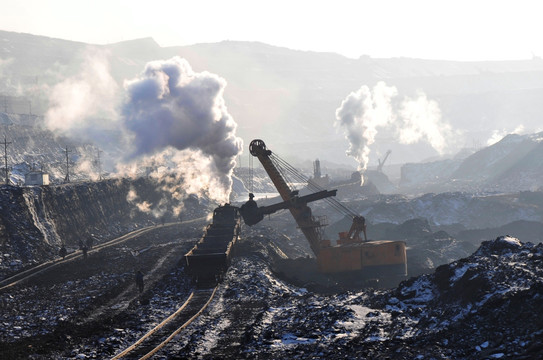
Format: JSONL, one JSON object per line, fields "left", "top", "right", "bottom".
{"left": 377, "top": 150, "right": 391, "bottom": 173}
{"left": 308, "top": 158, "right": 330, "bottom": 188}
{"left": 25, "top": 170, "right": 50, "bottom": 186}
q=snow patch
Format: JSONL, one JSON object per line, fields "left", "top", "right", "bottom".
{"left": 498, "top": 236, "right": 521, "bottom": 247}
{"left": 337, "top": 305, "right": 390, "bottom": 335}
{"left": 271, "top": 333, "right": 316, "bottom": 348}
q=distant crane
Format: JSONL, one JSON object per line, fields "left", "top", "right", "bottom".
{"left": 313, "top": 158, "right": 322, "bottom": 179}
{"left": 377, "top": 150, "right": 391, "bottom": 173}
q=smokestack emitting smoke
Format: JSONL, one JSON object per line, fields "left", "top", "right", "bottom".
{"left": 335, "top": 81, "right": 454, "bottom": 172}
{"left": 45, "top": 53, "right": 242, "bottom": 204}
{"left": 335, "top": 82, "right": 396, "bottom": 172}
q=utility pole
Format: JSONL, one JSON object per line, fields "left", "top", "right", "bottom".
{"left": 1, "top": 135, "right": 11, "bottom": 185}
{"left": 63, "top": 146, "right": 71, "bottom": 183}
{"left": 96, "top": 149, "right": 103, "bottom": 181}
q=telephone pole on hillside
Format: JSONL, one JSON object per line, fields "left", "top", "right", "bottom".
{"left": 96, "top": 149, "right": 103, "bottom": 181}
{"left": 63, "top": 146, "right": 72, "bottom": 183}
{"left": 2, "top": 135, "right": 11, "bottom": 185}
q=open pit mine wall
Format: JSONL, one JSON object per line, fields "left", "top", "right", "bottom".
{"left": 0, "top": 178, "right": 180, "bottom": 263}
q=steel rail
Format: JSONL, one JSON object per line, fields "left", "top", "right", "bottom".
{"left": 0, "top": 218, "right": 205, "bottom": 292}
{"left": 110, "top": 286, "right": 218, "bottom": 360}
{"left": 139, "top": 286, "right": 218, "bottom": 360}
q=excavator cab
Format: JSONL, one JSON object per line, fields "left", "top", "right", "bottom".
{"left": 348, "top": 216, "right": 368, "bottom": 241}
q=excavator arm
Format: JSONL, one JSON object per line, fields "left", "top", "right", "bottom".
{"left": 245, "top": 139, "right": 334, "bottom": 256}
{"left": 240, "top": 190, "right": 337, "bottom": 226}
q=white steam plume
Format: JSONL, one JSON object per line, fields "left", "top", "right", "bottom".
{"left": 398, "top": 91, "right": 453, "bottom": 153}
{"left": 336, "top": 81, "right": 454, "bottom": 171}
{"left": 121, "top": 57, "right": 243, "bottom": 202}
{"left": 45, "top": 47, "right": 120, "bottom": 139}
{"left": 335, "top": 82, "right": 397, "bottom": 171}
{"left": 44, "top": 53, "right": 242, "bottom": 204}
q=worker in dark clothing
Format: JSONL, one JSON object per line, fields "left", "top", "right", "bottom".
{"left": 245, "top": 193, "right": 257, "bottom": 208}
{"left": 82, "top": 245, "right": 88, "bottom": 260}
{"left": 59, "top": 245, "right": 67, "bottom": 260}
{"left": 86, "top": 235, "right": 94, "bottom": 249}
{"left": 135, "top": 270, "right": 144, "bottom": 293}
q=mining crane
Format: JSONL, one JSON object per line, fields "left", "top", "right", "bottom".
{"left": 241, "top": 139, "right": 407, "bottom": 277}
{"left": 377, "top": 150, "right": 391, "bottom": 173}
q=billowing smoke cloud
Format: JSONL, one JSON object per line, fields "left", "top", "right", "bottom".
{"left": 335, "top": 81, "right": 455, "bottom": 171}
{"left": 121, "top": 57, "right": 243, "bottom": 201}
{"left": 334, "top": 82, "right": 397, "bottom": 172}
{"left": 398, "top": 90, "right": 453, "bottom": 153}
{"left": 44, "top": 53, "right": 242, "bottom": 205}
{"left": 45, "top": 47, "right": 120, "bottom": 139}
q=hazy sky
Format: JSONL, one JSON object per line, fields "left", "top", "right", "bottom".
{"left": 1, "top": 0, "right": 541, "bottom": 61}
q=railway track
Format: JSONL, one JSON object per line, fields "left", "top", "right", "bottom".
{"left": 111, "top": 286, "right": 218, "bottom": 360}
{"left": 0, "top": 218, "right": 205, "bottom": 292}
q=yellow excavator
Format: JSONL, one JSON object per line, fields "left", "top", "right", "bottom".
{"left": 240, "top": 139, "right": 407, "bottom": 279}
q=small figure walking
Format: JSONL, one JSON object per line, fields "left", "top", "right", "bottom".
{"left": 135, "top": 270, "right": 144, "bottom": 294}
{"left": 86, "top": 235, "right": 94, "bottom": 249}
{"left": 59, "top": 245, "right": 67, "bottom": 260}
{"left": 82, "top": 245, "right": 88, "bottom": 260}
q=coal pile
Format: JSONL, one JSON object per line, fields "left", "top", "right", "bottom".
{"left": 351, "top": 236, "right": 543, "bottom": 359}
{"left": 181, "top": 235, "right": 543, "bottom": 359}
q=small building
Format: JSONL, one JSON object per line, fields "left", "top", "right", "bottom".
{"left": 25, "top": 170, "right": 50, "bottom": 186}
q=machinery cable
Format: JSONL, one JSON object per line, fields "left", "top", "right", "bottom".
{"left": 269, "top": 153, "right": 358, "bottom": 218}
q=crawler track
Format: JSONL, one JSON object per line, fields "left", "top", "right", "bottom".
{"left": 111, "top": 287, "right": 218, "bottom": 360}
{"left": 0, "top": 219, "right": 204, "bottom": 292}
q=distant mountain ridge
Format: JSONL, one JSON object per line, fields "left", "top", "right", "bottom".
{"left": 400, "top": 132, "right": 543, "bottom": 193}
{"left": 2, "top": 30, "right": 543, "bottom": 170}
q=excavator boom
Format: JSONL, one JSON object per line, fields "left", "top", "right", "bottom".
{"left": 245, "top": 139, "right": 407, "bottom": 279}
{"left": 247, "top": 139, "right": 331, "bottom": 255}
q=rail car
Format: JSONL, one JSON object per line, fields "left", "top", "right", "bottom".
{"left": 184, "top": 204, "right": 241, "bottom": 286}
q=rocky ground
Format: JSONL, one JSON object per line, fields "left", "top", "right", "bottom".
{"left": 2, "top": 221, "right": 542, "bottom": 359}
{"left": 0, "top": 222, "right": 203, "bottom": 359}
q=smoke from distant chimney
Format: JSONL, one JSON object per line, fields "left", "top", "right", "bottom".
{"left": 335, "top": 81, "right": 455, "bottom": 171}
{"left": 397, "top": 90, "right": 453, "bottom": 153}
{"left": 335, "top": 82, "right": 397, "bottom": 172}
